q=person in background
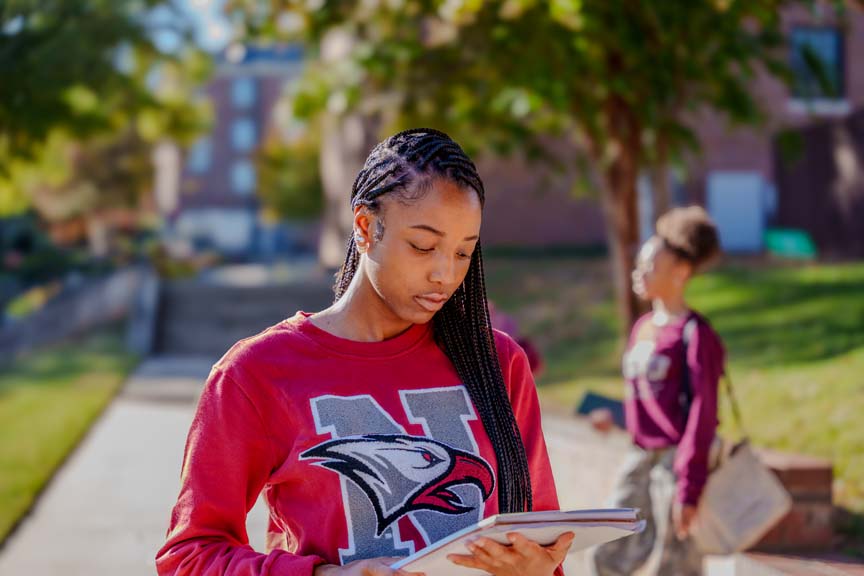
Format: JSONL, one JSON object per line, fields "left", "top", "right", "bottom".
{"left": 589, "top": 206, "right": 725, "bottom": 576}
{"left": 489, "top": 302, "right": 545, "bottom": 377}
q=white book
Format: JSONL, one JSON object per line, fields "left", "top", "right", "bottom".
{"left": 391, "top": 508, "right": 645, "bottom": 575}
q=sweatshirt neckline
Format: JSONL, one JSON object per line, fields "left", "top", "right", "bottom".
{"left": 649, "top": 309, "right": 694, "bottom": 328}
{"left": 291, "top": 311, "right": 433, "bottom": 358}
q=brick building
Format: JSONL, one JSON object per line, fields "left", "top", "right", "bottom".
{"left": 682, "top": 5, "right": 864, "bottom": 257}
{"left": 167, "top": 44, "right": 305, "bottom": 258}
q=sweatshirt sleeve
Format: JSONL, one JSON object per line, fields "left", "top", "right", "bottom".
{"left": 155, "top": 365, "right": 326, "bottom": 576}
{"left": 673, "top": 322, "right": 724, "bottom": 506}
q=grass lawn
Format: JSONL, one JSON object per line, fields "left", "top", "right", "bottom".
{"left": 485, "top": 255, "right": 864, "bottom": 518}
{"left": 0, "top": 324, "right": 138, "bottom": 543}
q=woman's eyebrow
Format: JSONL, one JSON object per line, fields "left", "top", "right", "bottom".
{"left": 410, "top": 224, "right": 479, "bottom": 241}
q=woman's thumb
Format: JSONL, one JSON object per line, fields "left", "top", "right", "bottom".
{"left": 548, "top": 531, "right": 575, "bottom": 559}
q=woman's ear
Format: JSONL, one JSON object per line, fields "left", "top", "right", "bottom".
{"left": 353, "top": 207, "right": 372, "bottom": 253}
{"left": 675, "top": 260, "right": 693, "bottom": 286}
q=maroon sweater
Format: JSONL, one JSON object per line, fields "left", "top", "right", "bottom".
{"left": 622, "top": 311, "right": 725, "bottom": 505}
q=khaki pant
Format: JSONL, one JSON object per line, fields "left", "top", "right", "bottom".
{"left": 587, "top": 446, "right": 703, "bottom": 576}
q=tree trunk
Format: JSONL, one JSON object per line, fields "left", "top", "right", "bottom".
{"left": 602, "top": 163, "right": 642, "bottom": 333}
{"left": 649, "top": 132, "right": 672, "bottom": 220}
{"left": 86, "top": 214, "right": 110, "bottom": 259}
{"left": 600, "top": 97, "right": 645, "bottom": 332}
{"left": 317, "top": 29, "right": 380, "bottom": 270}
{"left": 317, "top": 113, "right": 378, "bottom": 269}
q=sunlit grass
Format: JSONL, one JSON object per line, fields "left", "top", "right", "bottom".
{"left": 0, "top": 324, "right": 138, "bottom": 542}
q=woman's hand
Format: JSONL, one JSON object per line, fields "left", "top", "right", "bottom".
{"left": 589, "top": 408, "right": 615, "bottom": 434}
{"left": 314, "top": 557, "right": 425, "bottom": 576}
{"left": 447, "top": 531, "right": 574, "bottom": 576}
{"left": 674, "top": 503, "right": 699, "bottom": 540}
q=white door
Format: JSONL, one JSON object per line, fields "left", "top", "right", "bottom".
{"left": 707, "top": 171, "right": 766, "bottom": 253}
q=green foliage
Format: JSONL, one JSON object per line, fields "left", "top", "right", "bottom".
{"left": 0, "top": 214, "right": 75, "bottom": 283}
{"left": 2, "top": 1, "right": 175, "bottom": 159}
{"left": 776, "top": 127, "right": 806, "bottom": 167}
{"left": 4, "top": 280, "right": 62, "bottom": 320}
{"left": 226, "top": 0, "right": 818, "bottom": 172}
{"left": 0, "top": 0, "right": 212, "bottom": 216}
{"left": 255, "top": 131, "right": 323, "bottom": 221}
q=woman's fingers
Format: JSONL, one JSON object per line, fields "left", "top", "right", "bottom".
{"left": 545, "top": 532, "right": 576, "bottom": 563}
{"left": 506, "top": 532, "right": 542, "bottom": 556}
{"left": 447, "top": 552, "right": 490, "bottom": 571}
{"left": 446, "top": 532, "right": 576, "bottom": 574}
{"left": 447, "top": 536, "right": 518, "bottom": 572}
{"left": 473, "top": 537, "right": 514, "bottom": 558}
{"left": 469, "top": 537, "right": 513, "bottom": 568}
{"left": 353, "top": 558, "right": 424, "bottom": 576}
{"left": 448, "top": 553, "right": 511, "bottom": 574}
{"left": 449, "top": 532, "right": 579, "bottom": 571}
{"left": 506, "top": 531, "right": 575, "bottom": 563}
{"left": 589, "top": 408, "right": 615, "bottom": 432}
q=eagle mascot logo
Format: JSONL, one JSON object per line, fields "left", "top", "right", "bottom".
{"left": 301, "top": 434, "right": 495, "bottom": 535}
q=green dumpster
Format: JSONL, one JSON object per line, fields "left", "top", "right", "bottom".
{"left": 764, "top": 228, "right": 818, "bottom": 259}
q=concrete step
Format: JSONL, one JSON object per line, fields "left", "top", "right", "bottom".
{"left": 754, "top": 449, "right": 836, "bottom": 552}
{"left": 154, "top": 278, "right": 333, "bottom": 356}
{"left": 157, "top": 324, "right": 286, "bottom": 358}
{"left": 120, "top": 355, "right": 216, "bottom": 404}
{"left": 158, "top": 284, "right": 330, "bottom": 320}
{"left": 706, "top": 552, "right": 864, "bottom": 575}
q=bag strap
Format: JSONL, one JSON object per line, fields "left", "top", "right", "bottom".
{"left": 721, "top": 373, "right": 747, "bottom": 439}
{"left": 681, "top": 314, "right": 747, "bottom": 439}
{"left": 678, "top": 317, "right": 695, "bottom": 419}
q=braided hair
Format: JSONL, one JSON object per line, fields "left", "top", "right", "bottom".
{"left": 334, "top": 128, "right": 533, "bottom": 514}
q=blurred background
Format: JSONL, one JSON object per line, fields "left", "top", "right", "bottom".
{"left": 0, "top": 1, "right": 862, "bottom": 574}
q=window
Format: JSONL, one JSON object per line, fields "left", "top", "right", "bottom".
{"left": 790, "top": 27, "right": 844, "bottom": 100}
{"left": 231, "top": 160, "right": 256, "bottom": 195}
{"left": 186, "top": 137, "right": 212, "bottom": 173}
{"left": 232, "top": 77, "right": 256, "bottom": 109}
{"left": 231, "top": 118, "right": 257, "bottom": 152}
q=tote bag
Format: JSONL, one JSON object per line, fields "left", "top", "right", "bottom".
{"left": 680, "top": 318, "right": 792, "bottom": 555}
{"left": 690, "top": 437, "right": 792, "bottom": 554}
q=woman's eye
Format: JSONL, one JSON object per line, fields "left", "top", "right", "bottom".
{"left": 410, "top": 243, "right": 434, "bottom": 253}
{"left": 409, "top": 242, "right": 471, "bottom": 259}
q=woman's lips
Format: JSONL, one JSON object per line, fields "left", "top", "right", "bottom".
{"left": 415, "top": 294, "right": 447, "bottom": 312}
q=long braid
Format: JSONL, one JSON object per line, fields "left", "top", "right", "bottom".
{"left": 334, "top": 235, "right": 360, "bottom": 300}
{"left": 333, "top": 128, "right": 533, "bottom": 513}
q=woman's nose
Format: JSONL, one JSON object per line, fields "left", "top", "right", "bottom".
{"left": 429, "top": 254, "right": 457, "bottom": 285}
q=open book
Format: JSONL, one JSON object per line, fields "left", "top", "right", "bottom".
{"left": 391, "top": 508, "right": 644, "bottom": 575}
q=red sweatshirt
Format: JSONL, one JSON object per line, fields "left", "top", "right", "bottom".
{"left": 622, "top": 311, "right": 725, "bottom": 506}
{"left": 156, "top": 311, "right": 561, "bottom": 575}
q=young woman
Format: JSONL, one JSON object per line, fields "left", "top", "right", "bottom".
{"left": 156, "top": 129, "right": 572, "bottom": 576}
{"left": 589, "top": 207, "right": 725, "bottom": 576}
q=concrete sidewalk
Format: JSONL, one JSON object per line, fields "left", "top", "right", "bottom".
{"left": 0, "top": 357, "right": 271, "bottom": 576}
